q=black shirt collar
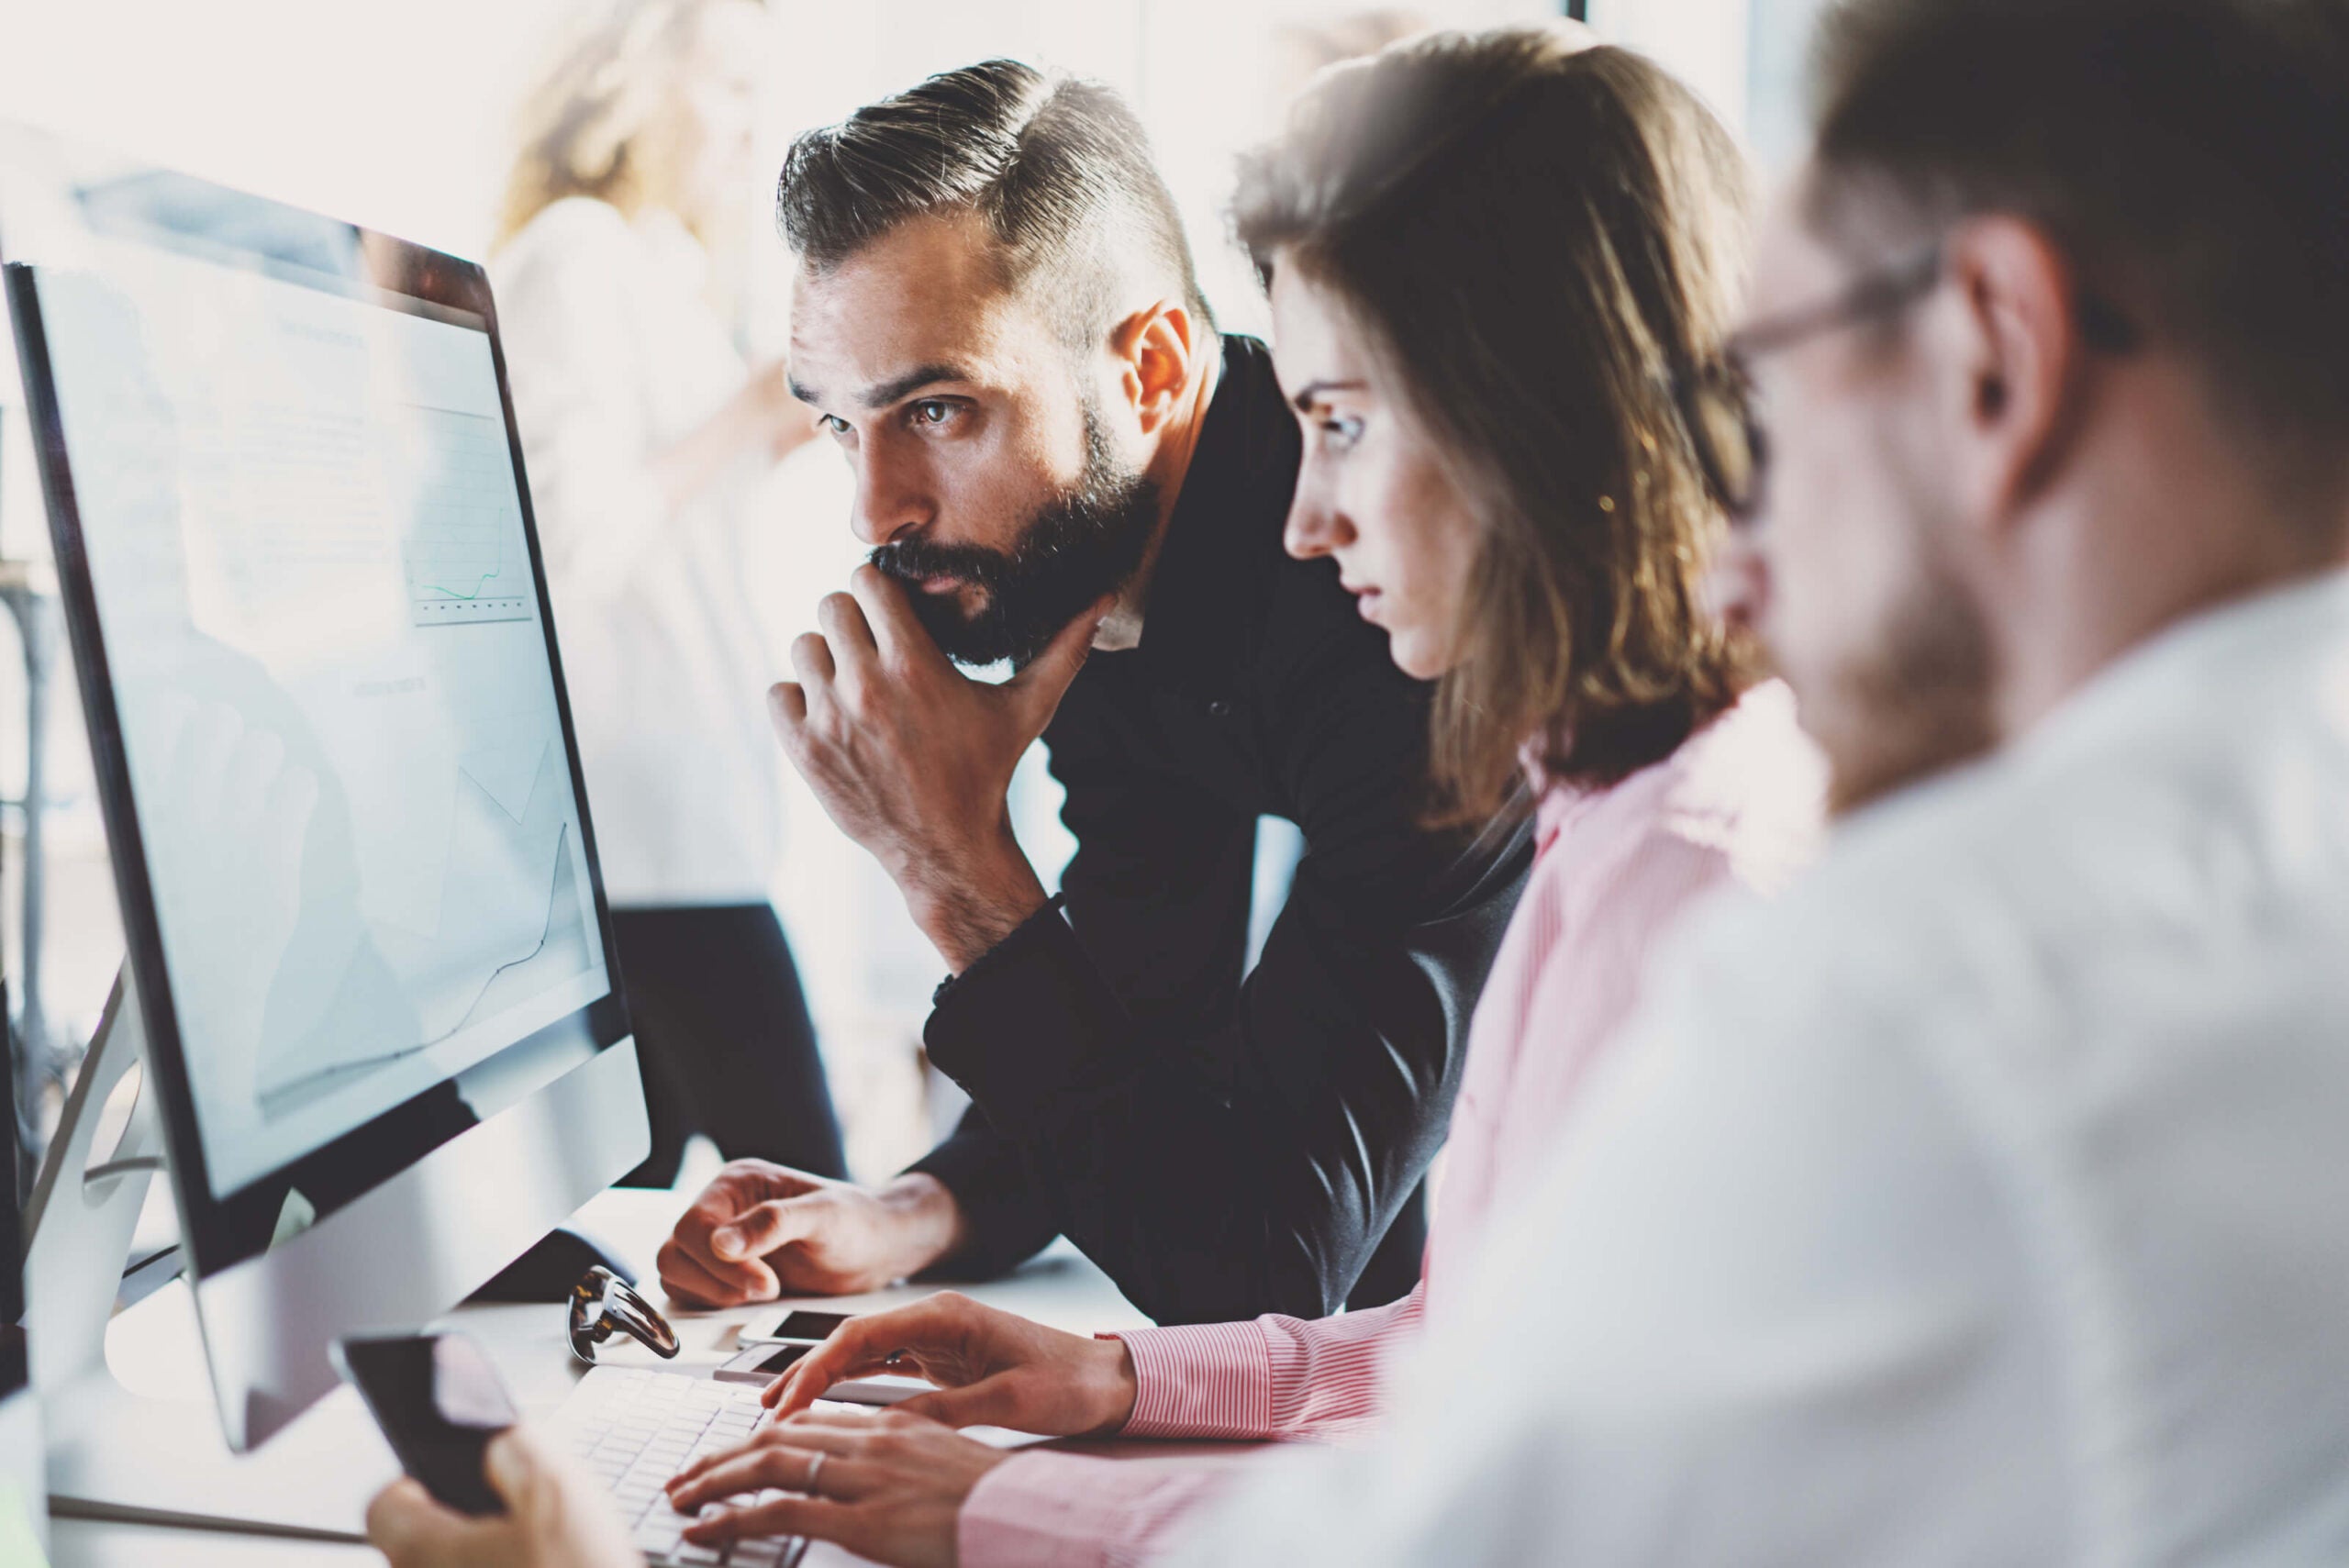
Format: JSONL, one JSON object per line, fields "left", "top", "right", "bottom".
{"left": 1132, "top": 335, "right": 1300, "bottom": 696}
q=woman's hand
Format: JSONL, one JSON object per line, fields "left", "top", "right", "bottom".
{"left": 367, "top": 1427, "right": 641, "bottom": 1568}
{"left": 666, "top": 1408, "right": 1008, "bottom": 1568}
{"left": 764, "top": 1290, "right": 1139, "bottom": 1437}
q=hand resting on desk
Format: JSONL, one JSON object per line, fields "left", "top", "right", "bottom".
{"left": 657, "top": 1159, "right": 968, "bottom": 1305}
{"left": 765, "top": 1290, "right": 1138, "bottom": 1437}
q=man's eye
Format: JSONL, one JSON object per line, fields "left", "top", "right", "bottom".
{"left": 911, "top": 400, "right": 956, "bottom": 428}
{"left": 819, "top": 414, "right": 852, "bottom": 436}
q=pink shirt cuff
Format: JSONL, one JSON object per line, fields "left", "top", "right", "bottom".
{"left": 961, "top": 1450, "right": 1229, "bottom": 1568}
{"left": 1110, "top": 1320, "right": 1299, "bottom": 1440}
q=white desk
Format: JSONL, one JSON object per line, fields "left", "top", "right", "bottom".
{"left": 49, "top": 1185, "right": 1159, "bottom": 1567}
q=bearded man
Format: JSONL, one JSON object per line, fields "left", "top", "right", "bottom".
{"left": 652, "top": 59, "right": 1531, "bottom": 1327}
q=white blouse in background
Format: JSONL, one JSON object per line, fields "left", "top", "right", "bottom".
{"left": 491, "top": 196, "right": 782, "bottom": 907}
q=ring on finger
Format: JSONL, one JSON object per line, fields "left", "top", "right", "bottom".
{"left": 803, "top": 1451, "right": 826, "bottom": 1496}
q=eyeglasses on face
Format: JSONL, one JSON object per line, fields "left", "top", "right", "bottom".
{"left": 1669, "top": 240, "right": 2140, "bottom": 522}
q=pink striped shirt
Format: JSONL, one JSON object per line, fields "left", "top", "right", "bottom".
{"left": 961, "top": 683, "right": 1824, "bottom": 1567}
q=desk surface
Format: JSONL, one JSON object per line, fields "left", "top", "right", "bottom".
{"left": 50, "top": 1185, "right": 1155, "bottom": 1568}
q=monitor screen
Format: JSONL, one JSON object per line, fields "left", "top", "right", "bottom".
{"left": 12, "top": 182, "right": 628, "bottom": 1263}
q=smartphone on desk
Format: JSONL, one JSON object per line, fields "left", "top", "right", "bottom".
{"left": 334, "top": 1332, "right": 518, "bottom": 1517}
{"left": 738, "top": 1308, "right": 857, "bottom": 1347}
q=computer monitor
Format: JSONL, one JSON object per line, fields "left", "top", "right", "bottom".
{"left": 3, "top": 148, "right": 648, "bottom": 1455}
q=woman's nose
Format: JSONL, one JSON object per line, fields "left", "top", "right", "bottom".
{"left": 1283, "top": 490, "right": 1355, "bottom": 562}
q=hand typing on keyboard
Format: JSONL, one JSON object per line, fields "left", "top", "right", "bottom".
{"left": 665, "top": 1404, "right": 1013, "bottom": 1568}
{"left": 556, "top": 1367, "right": 809, "bottom": 1567}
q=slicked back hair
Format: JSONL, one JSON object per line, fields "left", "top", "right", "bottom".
{"left": 1809, "top": 0, "right": 2349, "bottom": 491}
{"left": 777, "top": 59, "right": 1214, "bottom": 352}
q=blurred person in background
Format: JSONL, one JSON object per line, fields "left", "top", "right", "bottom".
{"left": 493, "top": 0, "right": 847, "bottom": 1186}
{"left": 1269, "top": 7, "right": 1429, "bottom": 87}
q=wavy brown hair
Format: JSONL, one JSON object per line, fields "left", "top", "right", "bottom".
{"left": 1234, "top": 28, "right": 1755, "bottom": 823}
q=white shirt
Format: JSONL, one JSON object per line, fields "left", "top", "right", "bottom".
{"left": 492, "top": 197, "right": 782, "bottom": 906}
{"left": 1160, "top": 568, "right": 2349, "bottom": 1567}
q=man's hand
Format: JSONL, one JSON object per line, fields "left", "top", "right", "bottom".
{"left": 656, "top": 1161, "right": 968, "bottom": 1307}
{"left": 772, "top": 564, "right": 1109, "bottom": 972}
{"left": 666, "top": 1408, "right": 1008, "bottom": 1568}
{"left": 765, "top": 1290, "right": 1138, "bottom": 1437}
{"left": 367, "top": 1428, "right": 640, "bottom": 1568}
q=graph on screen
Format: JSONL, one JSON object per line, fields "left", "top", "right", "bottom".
{"left": 403, "top": 406, "right": 532, "bottom": 625}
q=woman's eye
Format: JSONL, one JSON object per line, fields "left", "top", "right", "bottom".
{"left": 1317, "top": 415, "right": 1364, "bottom": 451}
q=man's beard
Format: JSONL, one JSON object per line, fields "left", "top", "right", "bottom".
{"left": 872, "top": 410, "right": 1161, "bottom": 670}
{"left": 1814, "top": 532, "right": 1998, "bottom": 817}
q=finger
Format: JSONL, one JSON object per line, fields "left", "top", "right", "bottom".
{"left": 768, "top": 681, "right": 807, "bottom": 731}
{"left": 767, "top": 1344, "right": 911, "bottom": 1414}
{"left": 1005, "top": 594, "right": 1113, "bottom": 732}
{"left": 670, "top": 1443, "right": 875, "bottom": 1512}
{"left": 709, "top": 1195, "right": 825, "bottom": 1262}
{"left": 788, "top": 632, "right": 838, "bottom": 702}
{"left": 848, "top": 562, "right": 951, "bottom": 673}
{"left": 765, "top": 1311, "right": 919, "bottom": 1411}
{"left": 765, "top": 1288, "right": 983, "bottom": 1411}
{"left": 684, "top": 1493, "right": 860, "bottom": 1551}
{"left": 671, "top": 1406, "right": 882, "bottom": 1492}
{"left": 815, "top": 589, "right": 880, "bottom": 662}
{"left": 772, "top": 1407, "right": 905, "bottom": 1438}
{"left": 657, "top": 1239, "right": 773, "bottom": 1309}
{"left": 667, "top": 1442, "right": 817, "bottom": 1508}
{"left": 684, "top": 1162, "right": 810, "bottom": 1229}
{"left": 365, "top": 1478, "right": 489, "bottom": 1568}
{"left": 483, "top": 1428, "right": 574, "bottom": 1527}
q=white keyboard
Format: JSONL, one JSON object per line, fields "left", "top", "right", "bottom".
{"left": 552, "top": 1366, "right": 808, "bottom": 1567}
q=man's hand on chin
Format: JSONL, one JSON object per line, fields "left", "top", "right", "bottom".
{"left": 771, "top": 563, "right": 1108, "bottom": 973}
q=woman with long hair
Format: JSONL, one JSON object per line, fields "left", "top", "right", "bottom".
{"left": 493, "top": 0, "right": 846, "bottom": 1189}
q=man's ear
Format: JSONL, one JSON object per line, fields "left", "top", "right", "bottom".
{"left": 1109, "top": 299, "right": 1203, "bottom": 435}
{"left": 1941, "top": 216, "right": 2093, "bottom": 531}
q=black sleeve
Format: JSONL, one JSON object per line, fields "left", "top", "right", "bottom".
{"left": 903, "top": 711, "right": 1263, "bottom": 1284}
{"left": 899, "top": 1105, "right": 1061, "bottom": 1282}
{"left": 917, "top": 630, "right": 1531, "bottom": 1325}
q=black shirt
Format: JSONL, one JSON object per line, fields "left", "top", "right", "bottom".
{"left": 906, "top": 335, "right": 1531, "bottom": 1326}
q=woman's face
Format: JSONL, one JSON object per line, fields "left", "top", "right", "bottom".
{"left": 1271, "top": 261, "right": 1485, "bottom": 681}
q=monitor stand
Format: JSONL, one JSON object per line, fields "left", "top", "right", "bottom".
{"left": 25, "top": 968, "right": 394, "bottom": 1540}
